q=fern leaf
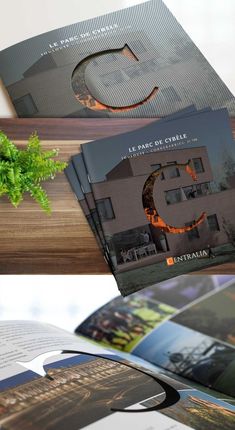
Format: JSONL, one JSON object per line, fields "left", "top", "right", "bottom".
{"left": 27, "top": 132, "right": 41, "bottom": 154}
{"left": 27, "top": 183, "right": 51, "bottom": 214}
{"left": 0, "top": 132, "right": 18, "bottom": 160}
{"left": 0, "top": 184, "right": 8, "bottom": 197}
{"left": 8, "top": 189, "right": 23, "bottom": 207}
{"left": 42, "top": 149, "right": 59, "bottom": 159}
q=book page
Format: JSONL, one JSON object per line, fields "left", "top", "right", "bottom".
{"left": 76, "top": 275, "right": 235, "bottom": 399}
{"left": 1, "top": 345, "right": 235, "bottom": 429}
{"left": 0, "top": 320, "right": 113, "bottom": 380}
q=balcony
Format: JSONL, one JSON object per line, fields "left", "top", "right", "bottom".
{"left": 165, "top": 182, "right": 212, "bottom": 205}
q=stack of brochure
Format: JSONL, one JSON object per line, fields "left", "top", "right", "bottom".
{"left": 66, "top": 106, "right": 235, "bottom": 295}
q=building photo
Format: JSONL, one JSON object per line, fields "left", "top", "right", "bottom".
{"left": 93, "top": 147, "right": 235, "bottom": 277}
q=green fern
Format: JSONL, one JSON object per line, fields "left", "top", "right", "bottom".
{"left": 0, "top": 131, "right": 67, "bottom": 214}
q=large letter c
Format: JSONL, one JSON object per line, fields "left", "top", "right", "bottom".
{"left": 71, "top": 45, "right": 158, "bottom": 112}
{"left": 142, "top": 160, "right": 207, "bottom": 234}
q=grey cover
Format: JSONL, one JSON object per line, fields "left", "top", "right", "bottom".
{"left": 82, "top": 108, "right": 235, "bottom": 295}
{"left": 0, "top": 0, "right": 234, "bottom": 118}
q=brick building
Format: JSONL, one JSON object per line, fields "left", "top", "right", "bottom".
{"left": 92, "top": 147, "right": 235, "bottom": 270}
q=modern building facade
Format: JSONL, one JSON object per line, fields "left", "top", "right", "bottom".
{"left": 92, "top": 147, "right": 235, "bottom": 270}
{"left": 0, "top": 358, "right": 157, "bottom": 429}
{"left": 5, "top": 26, "right": 234, "bottom": 118}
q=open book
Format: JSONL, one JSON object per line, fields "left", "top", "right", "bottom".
{"left": 1, "top": 275, "right": 235, "bottom": 429}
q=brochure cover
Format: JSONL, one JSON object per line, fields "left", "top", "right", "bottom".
{"left": 68, "top": 107, "right": 208, "bottom": 266}
{"left": 1, "top": 315, "right": 235, "bottom": 430}
{"left": 77, "top": 274, "right": 235, "bottom": 399}
{"left": 66, "top": 107, "right": 202, "bottom": 271}
{"left": 0, "top": 0, "right": 234, "bottom": 118}
{"left": 82, "top": 108, "right": 235, "bottom": 295}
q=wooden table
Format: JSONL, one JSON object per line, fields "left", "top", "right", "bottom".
{"left": 0, "top": 117, "right": 234, "bottom": 275}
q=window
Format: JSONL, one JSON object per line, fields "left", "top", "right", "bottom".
{"left": 96, "top": 198, "right": 115, "bottom": 221}
{"left": 151, "top": 163, "right": 165, "bottom": 180}
{"left": 185, "top": 221, "right": 200, "bottom": 241}
{"left": 131, "top": 40, "right": 147, "bottom": 54}
{"left": 101, "top": 70, "right": 125, "bottom": 87}
{"left": 196, "top": 182, "right": 211, "bottom": 196}
{"left": 207, "top": 214, "right": 220, "bottom": 232}
{"left": 102, "top": 53, "right": 118, "bottom": 63}
{"left": 193, "top": 158, "right": 204, "bottom": 173}
{"left": 161, "top": 86, "right": 181, "bottom": 102}
{"left": 139, "top": 59, "right": 158, "bottom": 74}
{"left": 124, "top": 64, "right": 142, "bottom": 79}
{"left": 183, "top": 186, "right": 194, "bottom": 199}
{"left": 182, "top": 183, "right": 211, "bottom": 199}
{"left": 13, "top": 94, "right": 38, "bottom": 117}
{"left": 167, "top": 162, "right": 180, "bottom": 179}
{"left": 165, "top": 189, "right": 182, "bottom": 205}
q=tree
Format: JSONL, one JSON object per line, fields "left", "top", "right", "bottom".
{"left": 222, "top": 216, "right": 235, "bottom": 247}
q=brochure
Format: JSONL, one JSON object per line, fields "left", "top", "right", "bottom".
{"left": 65, "top": 162, "right": 104, "bottom": 253}
{"left": 77, "top": 274, "right": 235, "bottom": 399}
{"left": 1, "top": 276, "right": 235, "bottom": 429}
{"left": 0, "top": 0, "right": 234, "bottom": 118}
{"left": 65, "top": 159, "right": 113, "bottom": 271}
{"left": 81, "top": 108, "right": 235, "bottom": 295}
{"left": 66, "top": 106, "right": 210, "bottom": 272}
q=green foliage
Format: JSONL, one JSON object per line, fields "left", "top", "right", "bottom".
{"left": 222, "top": 216, "right": 235, "bottom": 246}
{"left": 0, "top": 131, "right": 67, "bottom": 214}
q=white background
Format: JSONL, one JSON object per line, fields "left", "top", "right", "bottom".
{"left": 0, "top": 0, "right": 234, "bottom": 331}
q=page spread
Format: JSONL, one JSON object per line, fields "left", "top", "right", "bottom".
{"left": 0, "top": 320, "right": 235, "bottom": 429}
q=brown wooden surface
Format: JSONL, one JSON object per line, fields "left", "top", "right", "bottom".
{"left": 0, "top": 117, "right": 234, "bottom": 275}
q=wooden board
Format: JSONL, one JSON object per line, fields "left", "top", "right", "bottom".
{"left": 0, "top": 117, "right": 234, "bottom": 275}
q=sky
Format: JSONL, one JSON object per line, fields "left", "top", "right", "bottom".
{"left": 132, "top": 320, "right": 213, "bottom": 366}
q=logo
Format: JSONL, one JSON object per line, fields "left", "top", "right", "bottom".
{"left": 72, "top": 45, "right": 158, "bottom": 112}
{"left": 166, "top": 249, "right": 209, "bottom": 266}
{"left": 166, "top": 257, "right": 175, "bottom": 266}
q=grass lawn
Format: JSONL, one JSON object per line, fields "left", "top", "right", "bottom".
{"left": 80, "top": 307, "right": 176, "bottom": 353}
{"left": 95, "top": 324, "right": 162, "bottom": 353}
